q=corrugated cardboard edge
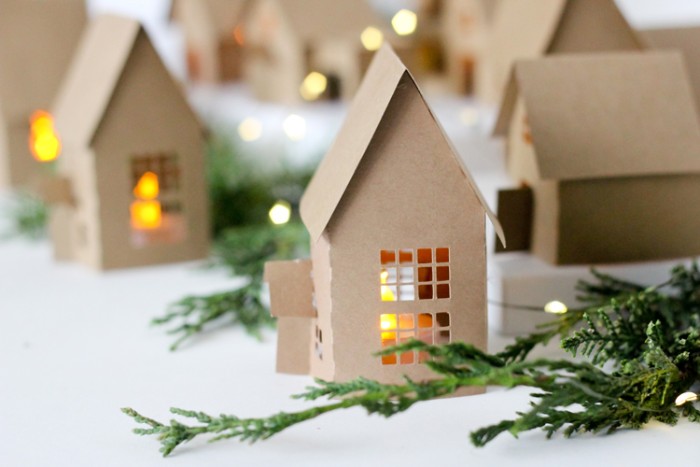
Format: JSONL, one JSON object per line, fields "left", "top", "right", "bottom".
{"left": 300, "top": 44, "right": 505, "bottom": 246}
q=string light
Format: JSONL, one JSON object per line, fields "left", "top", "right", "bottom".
{"left": 361, "top": 26, "right": 383, "bottom": 51}
{"left": 300, "top": 71, "right": 327, "bottom": 101}
{"left": 544, "top": 300, "right": 568, "bottom": 314}
{"left": 238, "top": 117, "right": 263, "bottom": 142}
{"left": 283, "top": 114, "right": 306, "bottom": 141}
{"left": 268, "top": 200, "right": 291, "bottom": 225}
{"left": 675, "top": 391, "right": 698, "bottom": 406}
{"left": 391, "top": 9, "right": 417, "bottom": 36}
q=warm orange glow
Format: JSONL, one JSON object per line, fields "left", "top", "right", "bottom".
{"left": 29, "top": 110, "right": 61, "bottom": 162}
{"left": 380, "top": 269, "right": 396, "bottom": 302}
{"left": 130, "top": 200, "right": 162, "bottom": 230}
{"left": 233, "top": 25, "right": 245, "bottom": 45}
{"left": 133, "top": 171, "right": 160, "bottom": 201}
{"left": 380, "top": 313, "right": 397, "bottom": 331}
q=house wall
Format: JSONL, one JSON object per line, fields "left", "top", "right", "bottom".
{"left": 557, "top": 175, "right": 700, "bottom": 264}
{"left": 529, "top": 180, "right": 560, "bottom": 265}
{"left": 88, "top": 32, "right": 209, "bottom": 270}
{"left": 244, "top": 0, "right": 305, "bottom": 104}
{"left": 173, "top": 0, "right": 219, "bottom": 82}
{"left": 313, "top": 41, "right": 362, "bottom": 101}
{"left": 506, "top": 99, "right": 540, "bottom": 184}
{"left": 442, "top": 0, "right": 487, "bottom": 94}
{"left": 0, "top": 110, "right": 9, "bottom": 188}
{"left": 308, "top": 233, "right": 335, "bottom": 381}
{"left": 324, "top": 75, "right": 486, "bottom": 387}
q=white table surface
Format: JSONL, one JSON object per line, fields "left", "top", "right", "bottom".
{"left": 2, "top": 206, "right": 700, "bottom": 467}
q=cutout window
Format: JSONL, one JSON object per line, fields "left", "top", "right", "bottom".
{"left": 380, "top": 312, "right": 451, "bottom": 365}
{"left": 380, "top": 248, "right": 451, "bottom": 302}
{"left": 130, "top": 153, "right": 186, "bottom": 247}
{"left": 314, "top": 324, "right": 323, "bottom": 361}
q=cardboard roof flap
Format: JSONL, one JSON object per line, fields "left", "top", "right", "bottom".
{"left": 497, "top": 52, "right": 700, "bottom": 181}
{"left": 53, "top": 14, "right": 202, "bottom": 146}
{"left": 272, "top": 0, "right": 383, "bottom": 43}
{"left": 299, "top": 44, "right": 504, "bottom": 246}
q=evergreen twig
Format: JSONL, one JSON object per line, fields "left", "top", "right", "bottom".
{"left": 2, "top": 191, "right": 48, "bottom": 240}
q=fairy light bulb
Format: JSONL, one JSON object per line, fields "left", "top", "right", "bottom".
{"left": 675, "top": 391, "right": 698, "bottom": 406}
{"left": 268, "top": 200, "right": 291, "bottom": 225}
{"left": 544, "top": 300, "right": 568, "bottom": 314}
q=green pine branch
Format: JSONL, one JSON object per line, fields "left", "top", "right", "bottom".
{"left": 126, "top": 263, "right": 700, "bottom": 456}
{"left": 2, "top": 191, "right": 48, "bottom": 240}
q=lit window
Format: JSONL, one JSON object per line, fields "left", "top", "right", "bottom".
{"left": 379, "top": 248, "right": 451, "bottom": 301}
{"left": 380, "top": 312, "right": 451, "bottom": 365}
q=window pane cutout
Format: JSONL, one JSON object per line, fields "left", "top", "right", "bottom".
{"left": 380, "top": 312, "right": 451, "bottom": 365}
{"left": 379, "top": 248, "right": 451, "bottom": 302}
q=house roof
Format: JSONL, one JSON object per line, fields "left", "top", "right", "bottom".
{"left": 53, "top": 15, "right": 199, "bottom": 146}
{"left": 643, "top": 26, "right": 700, "bottom": 115}
{"left": 494, "top": 52, "right": 700, "bottom": 181}
{"left": 272, "top": 0, "right": 382, "bottom": 43}
{"left": 0, "top": 0, "right": 86, "bottom": 120}
{"left": 300, "top": 45, "right": 504, "bottom": 245}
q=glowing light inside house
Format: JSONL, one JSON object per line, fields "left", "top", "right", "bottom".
{"left": 29, "top": 110, "right": 61, "bottom": 162}
{"left": 132, "top": 171, "right": 159, "bottom": 200}
{"left": 238, "top": 117, "right": 263, "bottom": 142}
{"left": 544, "top": 300, "right": 568, "bottom": 315}
{"left": 300, "top": 71, "right": 327, "bottom": 101}
{"left": 361, "top": 26, "right": 384, "bottom": 51}
{"left": 268, "top": 200, "right": 291, "bottom": 225}
{"left": 233, "top": 25, "right": 245, "bottom": 45}
{"left": 675, "top": 391, "right": 698, "bottom": 406}
{"left": 131, "top": 172, "right": 162, "bottom": 230}
{"left": 391, "top": 9, "right": 417, "bottom": 36}
{"left": 380, "top": 313, "right": 397, "bottom": 331}
{"left": 283, "top": 114, "right": 306, "bottom": 141}
{"left": 381, "top": 270, "right": 396, "bottom": 302}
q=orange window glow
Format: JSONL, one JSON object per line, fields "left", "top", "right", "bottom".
{"left": 133, "top": 171, "right": 160, "bottom": 200}
{"left": 29, "top": 110, "right": 61, "bottom": 162}
{"left": 130, "top": 200, "right": 162, "bottom": 230}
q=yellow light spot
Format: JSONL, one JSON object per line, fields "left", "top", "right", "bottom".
{"left": 676, "top": 391, "right": 698, "bottom": 406}
{"left": 29, "top": 110, "right": 61, "bottom": 162}
{"left": 133, "top": 171, "right": 160, "bottom": 201}
{"left": 283, "top": 114, "right": 306, "bottom": 141}
{"left": 391, "top": 9, "right": 417, "bottom": 36}
{"left": 380, "top": 313, "right": 397, "bottom": 331}
{"left": 361, "top": 26, "right": 384, "bottom": 51}
{"left": 268, "top": 200, "right": 291, "bottom": 225}
{"left": 233, "top": 25, "right": 245, "bottom": 45}
{"left": 300, "top": 71, "right": 327, "bottom": 101}
{"left": 381, "top": 269, "right": 396, "bottom": 302}
{"left": 544, "top": 300, "right": 568, "bottom": 315}
{"left": 238, "top": 117, "right": 263, "bottom": 142}
{"left": 130, "top": 200, "right": 162, "bottom": 230}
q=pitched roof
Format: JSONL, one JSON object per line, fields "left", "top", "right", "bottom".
{"left": 300, "top": 45, "right": 504, "bottom": 244}
{"left": 53, "top": 15, "right": 198, "bottom": 146}
{"left": 494, "top": 52, "right": 700, "bottom": 181}
{"left": 272, "top": 0, "right": 382, "bottom": 43}
{"left": 643, "top": 26, "right": 700, "bottom": 115}
{"left": 0, "top": 0, "right": 86, "bottom": 120}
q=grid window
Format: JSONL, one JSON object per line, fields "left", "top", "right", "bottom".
{"left": 380, "top": 248, "right": 451, "bottom": 302}
{"left": 132, "top": 153, "right": 180, "bottom": 193}
{"left": 379, "top": 312, "right": 451, "bottom": 366}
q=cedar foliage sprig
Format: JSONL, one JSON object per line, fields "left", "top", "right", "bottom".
{"left": 125, "top": 263, "right": 700, "bottom": 456}
{"left": 2, "top": 191, "right": 48, "bottom": 240}
{"left": 153, "top": 223, "right": 309, "bottom": 350}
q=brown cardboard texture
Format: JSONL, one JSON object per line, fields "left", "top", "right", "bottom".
{"left": 0, "top": 0, "right": 86, "bottom": 188}
{"left": 243, "top": 0, "right": 386, "bottom": 104}
{"left": 643, "top": 26, "right": 700, "bottom": 115}
{"left": 48, "top": 15, "right": 210, "bottom": 271}
{"left": 171, "top": 0, "right": 250, "bottom": 83}
{"left": 494, "top": 52, "right": 700, "bottom": 265}
{"left": 265, "top": 44, "right": 502, "bottom": 391}
{"left": 483, "top": 0, "right": 644, "bottom": 103}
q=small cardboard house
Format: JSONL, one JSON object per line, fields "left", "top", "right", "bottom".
{"left": 493, "top": 52, "right": 700, "bottom": 265}
{"left": 643, "top": 26, "right": 700, "bottom": 115}
{"left": 171, "top": 0, "right": 250, "bottom": 83}
{"left": 47, "top": 15, "right": 210, "bottom": 270}
{"left": 483, "top": 0, "right": 645, "bottom": 103}
{"left": 264, "top": 45, "right": 503, "bottom": 386}
{"left": 243, "top": 0, "right": 386, "bottom": 104}
{"left": 0, "top": 0, "right": 86, "bottom": 188}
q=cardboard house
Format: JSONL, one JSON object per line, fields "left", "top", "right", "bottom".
{"left": 642, "top": 26, "right": 700, "bottom": 115}
{"left": 46, "top": 15, "right": 210, "bottom": 270}
{"left": 483, "top": 0, "right": 645, "bottom": 103}
{"left": 493, "top": 52, "right": 700, "bottom": 265}
{"left": 171, "top": 0, "right": 250, "bottom": 83}
{"left": 264, "top": 45, "right": 504, "bottom": 386}
{"left": 243, "top": 0, "right": 386, "bottom": 104}
{"left": 0, "top": 0, "right": 86, "bottom": 188}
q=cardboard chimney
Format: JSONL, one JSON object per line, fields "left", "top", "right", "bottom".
{"left": 171, "top": 0, "right": 250, "bottom": 83}
{"left": 0, "top": 0, "right": 86, "bottom": 188}
{"left": 47, "top": 15, "right": 210, "bottom": 270}
{"left": 264, "top": 45, "right": 503, "bottom": 387}
{"left": 482, "top": 0, "right": 645, "bottom": 103}
{"left": 493, "top": 52, "right": 700, "bottom": 265}
{"left": 642, "top": 26, "right": 700, "bottom": 115}
{"left": 243, "top": 0, "right": 387, "bottom": 104}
